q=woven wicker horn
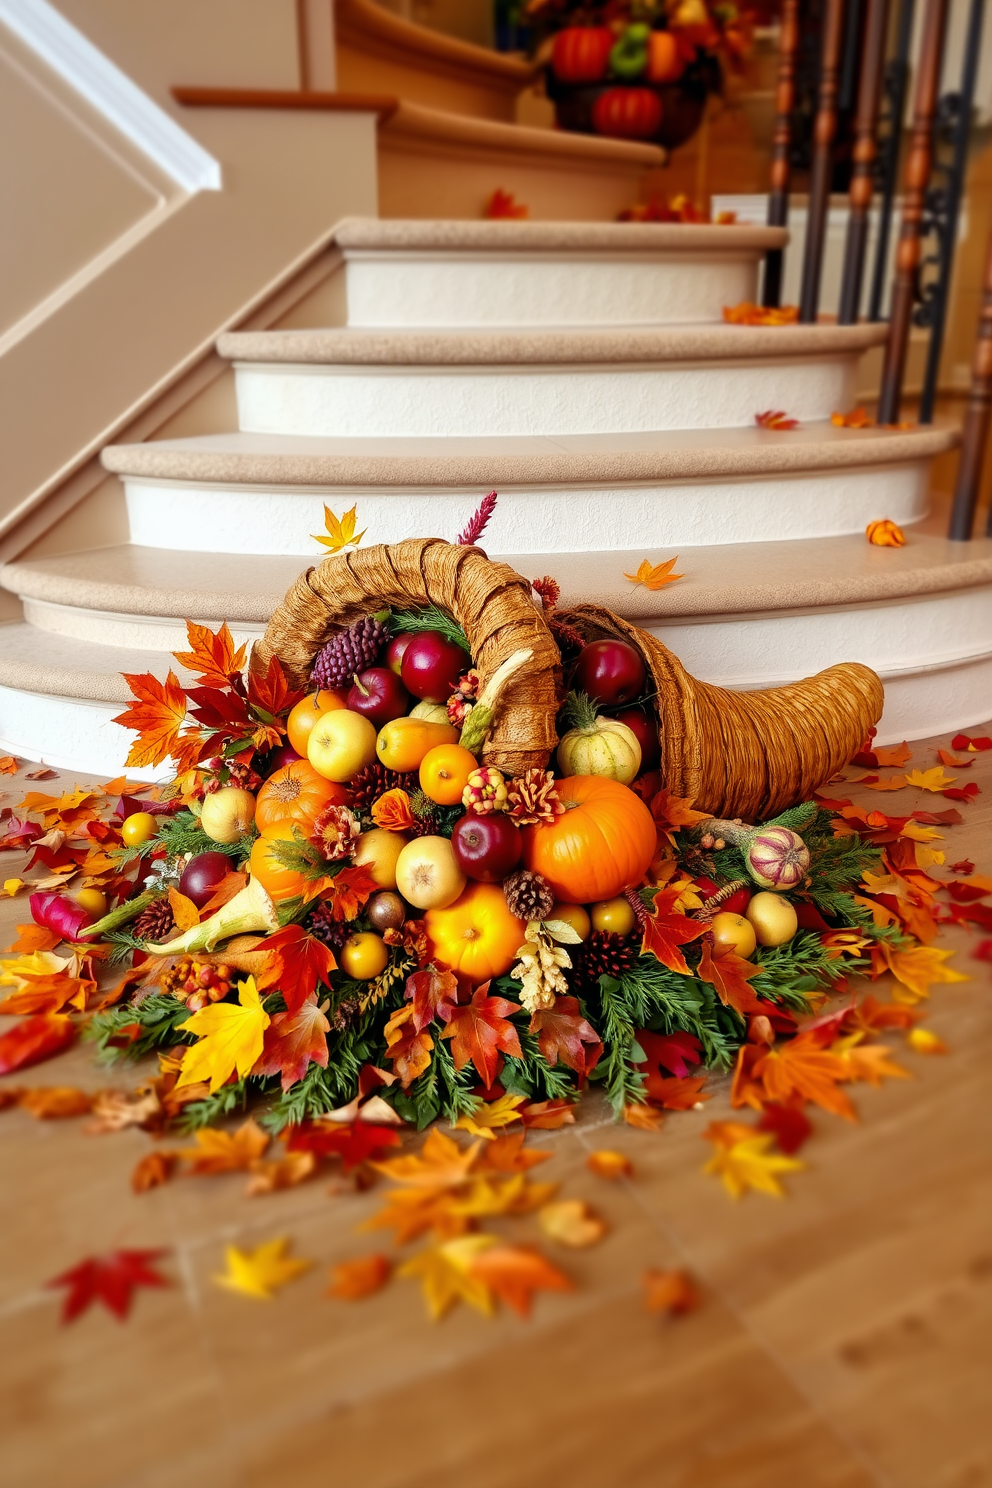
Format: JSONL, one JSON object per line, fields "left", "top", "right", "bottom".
{"left": 557, "top": 604, "right": 884, "bottom": 820}
{"left": 255, "top": 538, "right": 562, "bottom": 777}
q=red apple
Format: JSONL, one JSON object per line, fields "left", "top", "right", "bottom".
{"left": 265, "top": 743, "right": 303, "bottom": 774}
{"left": 723, "top": 887, "right": 752, "bottom": 915}
{"left": 609, "top": 705, "right": 660, "bottom": 769}
{"left": 385, "top": 633, "right": 413, "bottom": 675}
{"left": 346, "top": 667, "right": 410, "bottom": 729}
{"left": 401, "top": 631, "right": 470, "bottom": 703}
{"left": 574, "top": 640, "right": 647, "bottom": 706}
{"left": 451, "top": 812, "right": 522, "bottom": 882}
{"left": 179, "top": 851, "right": 233, "bottom": 908}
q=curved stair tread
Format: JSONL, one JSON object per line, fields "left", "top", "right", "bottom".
{"left": 217, "top": 321, "right": 887, "bottom": 367}
{"left": 101, "top": 423, "right": 957, "bottom": 488}
{"left": 331, "top": 216, "right": 788, "bottom": 255}
{"left": 0, "top": 624, "right": 173, "bottom": 703}
{"left": 335, "top": 0, "right": 537, "bottom": 91}
{"left": 381, "top": 99, "right": 665, "bottom": 168}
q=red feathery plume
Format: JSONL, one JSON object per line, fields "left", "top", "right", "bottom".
{"left": 456, "top": 491, "right": 498, "bottom": 547}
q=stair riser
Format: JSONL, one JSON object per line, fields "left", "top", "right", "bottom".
{"left": 341, "top": 253, "right": 762, "bottom": 329}
{"left": 0, "top": 686, "right": 170, "bottom": 782}
{"left": 21, "top": 599, "right": 266, "bottom": 654}
{"left": 233, "top": 357, "right": 860, "bottom": 440}
{"left": 123, "top": 462, "right": 930, "bottom": 557}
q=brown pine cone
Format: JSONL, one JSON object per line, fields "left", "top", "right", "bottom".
{"left": 134, "top": 897, "right": 175, "bottom": 944}
{"left": 349, "top": 762, "right": 417, "bottom": 813}
{"left": 503, "top": 868, "right": 555, "bottom": 922}
{"left": 571, "top": 931, "right": 638, "bottom": 995}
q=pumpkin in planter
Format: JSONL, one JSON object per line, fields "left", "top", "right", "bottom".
{"left": 424, "top": 882, "right": 526, "bottom": 983}
{"left": 647, "top": 31, "right": 687, "bottom": 83}
{"left": 551, "top": 26, "right": 614, "bottom": 84}
{"left": 556, "top": 692, "right": 642, "bottom": 785}
{"left": 591, "top": 87, "right": 663, "bottom": 141}
{"left": 255, "top": 760, "right": 348, "bottom": 835}
{"left": 523, "top": 776, "right": 655, "bottom": 903}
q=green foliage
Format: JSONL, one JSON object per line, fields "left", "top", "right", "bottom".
{"left": 85, "top": 993, "right": 193, "bottom": 1063}
{"left": 389, "top": 604, "right": 470, "bottom": 655}
{"left": 750, "top": 931, "right": 858, "bottom": 1006}
{"left": 104, "top": 928, "right": 151, "bottom": 966}
{"left": 176, "top": 1079, "right": 251, "bottom": 1132}
{"left": 111, "top": 809, "right": 248, "bottom": 871}
{"left": 501, "top": 1026, "right": 576, "bottom": 1103}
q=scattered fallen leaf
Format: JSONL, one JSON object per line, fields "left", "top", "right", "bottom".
{"left": 326, "top": 1253, "right": 391, "bottom": 1300}
{"left": 0, "top": 756, "right": 19, "bottom": 775}
{"left": 866, "top": 518, "right": 906, "bottom": 547}
{"left": 748, "top": 1034, "right": 855, "bottom": 1120}
{"left": 831, "top": 1035, "right": 911, "bottom": 1086}
{"left": 623, "top": 1102, "right": 665, "bottom": 1130}
{"left": 755, "top": 409, "right": 799, "bottom": 430}
{"left": 177, "top": 1117, "right": 269, "bottom": 1175}
{"left": 538, "top": 1199, "right": 606, "bottom": 1248}
{"left": 131, "top": 1151, "right": 176, "bottom": 1193}
{"left": 0, "top": 1013, "right": 75, "bottom": 1075}
{"left": 48, "top": 1248, "right": 169, "bottom": 1322}
{"left": 287, "top": 1119, "right": 400, "bottom": 1172}
{"left": 372, "top": 1128, "right": 479, "bottom": 1190}
{"left": 624, "top": 556, "right": 683, "bottom": 590}
{"left": 3, "top": 878, "right": 25, "bottom": 896}
{"left": 874, "top": 941, "right": 968, "bottom": 1004}
{"left": 586, "top": 1150, "right": 633, "bottom": 1181}
{"left": 213, "top": 1238, "right": 311, "bottom": 1300}
{"left": 398, "top": 1234, "right": 496, "bottom": 1320}
{"left": 643, "top": 1268, "right": 701, "bottom": 1316}
{"left": 484, "top": 188, "right": 528, "bottom": 219}
{"left": 519, "top": 1097, "right": 576, "bottom": 1129}
{"left": 831, "top": 406, "right": 874, "bottom": 428}
{"left": 468, "top": 1244, "right": 572, "bottom": 1318}
{"left": 905, "top": 766, "right": 956, "bottom": 793}
{"left": 951, "top": 733, "right": 992, "bottom": 752}
{"left": 907, "top": 1027, "right": 949, "bottom": 1055}
{"left": 723, "top": 302, "right": 798, "bottom": 325}
{"left": 756, "top": 1102, "right": 813, "bottom": 1154}
{"left": 311, "top": 503, "right": 366, "bottom": 553}
{"left": 17, "top": 1086, "right": 92, "bottom": 1119}
{"left": 475, "top": 1131, "right": 552, "bottom": 1174}
{"left": 453, "top": 1091, "right": 525, "bottom": 1140}
{"left": 244, "top": 1151, "right": 317, "bottom": 1196}
{"left": 703, "top": 1131, "right": 805, "bottom": 1199}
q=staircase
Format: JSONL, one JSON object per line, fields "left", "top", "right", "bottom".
{"left": 2, "top": 215, "right": 990, "bottom": 777}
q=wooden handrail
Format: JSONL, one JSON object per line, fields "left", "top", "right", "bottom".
{"left": 948, "top": 227, "right": 992, "bottom": 540}
{"left": 762, "top": 0, "right": 800, "bottom": 309}
{"left": 172, "top": 87, "right": 400, "bottom": 123}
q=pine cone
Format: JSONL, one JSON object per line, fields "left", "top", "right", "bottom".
{"left": 407, "top": 787, "right": 438, "bottom": 838}
{"left": 332, "top": 995, "right": 362, "bottom": 1032}
{"left": 134, "top": 897, "right": 175, "bottom": 944}
{"left": 572, "top": 931, "right": 638, "bottom": 995}
{"left": 306, "top": 902, "right": 353, "bottom": 952}
{"left": 349, "top": 762, "right": 417, "bottom": 813}
{"left": 311, "top": 615, "right": 389, "bottom": 691}
{"left": 507, "top": 769, "right": 565, "bottom": 826}
{"left": 503, "top": 869, "right": 554, "bottom": 921}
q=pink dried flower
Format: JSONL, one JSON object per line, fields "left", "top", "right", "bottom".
{"left": 310, "top": 804, "right": 361, "bottom": 861}
{"left": 456, "top": 491, "right": 498, "bottom": 548}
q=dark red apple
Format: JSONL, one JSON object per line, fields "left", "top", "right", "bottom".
{"left": 179, "top": 851, "right": 233, "bottom": 908}
{"left": 451, "top": 812, "right": 522, "bottom": 882}
{"left": 346, "top": 667, "right": 410, "bottom": 728}
{"left": 385, "top": 633, "right": 413, "bottom": 676}
{"left": 265, "top": 743, "right": 303, "bottom": 774}
{"left": 574, "top": 639, "right": 647, "bottom": 706}
{"left": 400, "top": 631, "right": 470, "bottom": 703}
{"left": 723, "top": 887, "right": 753, "bottom": 915}
{"left": 609, "top": 705, "right": 660, "bottom": 769}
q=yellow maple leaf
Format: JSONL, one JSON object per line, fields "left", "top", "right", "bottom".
{"left": 586, "top": 1150, "right": 633, "bottom": 1181}
{"left": 905, "top": 766, "right": 956, "bottom": 793}
{"left": 703, "top": 1133, "right": 805, "bottom": 1199}
{"left": 177, "top": 1117, "right": 269, "bottom": 1174}
{"left": 0, "top": 949, "right": 71, "bottom": 986}
{"left": 397, "top": 1234, "right": 497, "bottom": 1320}
{"left": 453, "top": 1092, "right": 525, "bottom": 1140}
{"left": 538, "top": 1199, "right": 607, "bottom": 1248}
{"left": 3, "top": 879, "right": 25, "bottom": 897}
{"left": 623, "top": 556, "right": 683, "bottom": 590}
{"left": 907, "top": 1027, "right": 948, "bottom": 1055}
{"left": 177, "top": 976, "right": 270, "bottom": 1094}
{"left": 213, "top": 1237, "right": 311, "bottom": 1300}
{"left": 829, "top": 1033, "right": 911, "bottom": 1086}
{"left": 311, "top": 503, "right": 367, "bottom": 552}
{"left": 875, "top": 942, "right": 968, "bottom": 1005}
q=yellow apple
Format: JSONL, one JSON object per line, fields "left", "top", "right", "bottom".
{"left": 353, "top": 828, "right": 409, "bottom": 890}
{"left": 395, "top": 835, "right": 466, "bottom": 911}
{"left": 550, "top": 902, "right": 591, "bottom": 942}
{"left": 590, "top": 896, "right": 637, "bottom": 936}
{"left": 307, "top": 708, "right": 377, "bottom": 782}
{"left": 710, "top": 912, "right": 757, "bottom": 960}
{"left": 200, "top": 787, "right": 256, "bottom": 844}
{"left": 745, "top": 892, "right": 798, "bottom": 947}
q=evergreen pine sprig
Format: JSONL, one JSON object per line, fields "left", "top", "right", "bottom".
{"left": 389, "top": 604, "right": 470, "bottom": 653}
{"left": 85, "top": 993, "right": 194, "bottom": 1063}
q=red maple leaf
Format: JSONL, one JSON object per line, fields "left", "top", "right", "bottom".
{"left": 47, "top": 1248, "right": 170, "bottom": 1323}
{"left": 185, "top": 684, "right": 254, "bottom": 736}
{"left": 634, "top": 1029, "right": 703, "bottom": 1082}
{"left": 640, "top": 888, "right": 708, "bottom": 974}
{"left": 320, "top": 865, "right": 381, "bottom": 922}
{"left": 247, "top": 651, "right": 307, "bottom": 722}
{"left": 285, "top": 1121, "right": 400, "bottom": 1172}
{"left": 755, "top": 409, "right": 799, "bottom": 430}
{"left": 0, "top": 1013, "right": 76, "bottom": 1075}
{"left": 644, "top": 1074, "right": 710, "bottom": 1110}
{"left": 253, "top": 924, "right": 337, "bottom": 1013}
{"left": 405, "top": 966, "right": 459, "bottom": 1031}
{"left": 252, "top": 993, "right": 330, "bottom": 1091}
{"left": 951, "top": 733, "right": 992, "bottom": 751}
{"left": 172, "top": 620, "right": 246, "bottom": 689}
{"left": 943, "top": 783, "right": 980, "bottom": 803}
{"left": 757, "top": 1102, "right": 813, "bottom": 1154}
{"left": 528, "top": 996, "right": 602, "bottom": 1076}
{"left": 441, "top": 983, "right": 522, "bottom": 1088}
{"left": 696, "top": 940, "right": 764, "bottom": 1015}
{"left": 112, "top": 671, "right": 189, "bottom": 769}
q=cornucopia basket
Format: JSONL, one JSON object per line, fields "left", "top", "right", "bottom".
{"left": 256, "top": 539, "right": 884, "bottom": 822}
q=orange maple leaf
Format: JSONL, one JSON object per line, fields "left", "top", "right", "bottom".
{"left": 468, "top": 1244, "right": 572, "bottom": 1317}
{"left": 696, "top": 940, "right": 764, "bottom": 1015}
{"left": 723, "top": 302, "right": 799, "bottom": 326}
{"left": 643, "top": 1268, "right": 701, "bottom": 1316}
{"left": 866, "top": 518, "right": 906, "bottom": 547}
{"left": 246, "top": 651, "right": 307, "bottom": 725}
{"left": 441, "top": 984, "right": 522, "bottom": 1088}
{"left": 750, "top": 1034, "right": 855, "bottom": 1120}
{"left": 252, "top": 924, "right": 337, "bottom": 1012}
{"left": 112, "top": 671, "right": 189, "bottom": 769}
{"left": 640, "top": 887, "right": 708, "bottom": 974}
{"left": 383, "top": 1004, "right": 434, "bottom": 1088}
{"left": 172, "top": 620, "right": 246, "bottom": 689}
{"left": 326, "top": 1254, "right": 391, "bottom": 1301}
{"left": 831, "top": 406, "right": 874, "bottom": 429}
{"left": 484, "top": 188, "right": 528, "bottom": 219}
{"left": 318, "top": 864, "right": 380, "bottom": 923}
{"left": 623, "top": 556, "right": 683, "bottom": 590}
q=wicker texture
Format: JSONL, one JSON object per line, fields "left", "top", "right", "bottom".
{"left": 255, "top": 539, "right": 562, "bottom": 776}
{"left": 557, "top": 604, "right": 884, "bottom": 820}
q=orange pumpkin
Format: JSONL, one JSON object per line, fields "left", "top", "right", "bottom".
{"left": 255, "top": 760, "right": 348, "bottom": 835}
{"left": 249, "top": 825, "right": 308, "bottom": 902}
{"left": 286, "top": 690, "right": 345, "bottom": 757}
{"left": 424, "top": 882, "right": 526, "bottom": 983}
{"left": 523, "top": 775, "right": 655, "bottom": 903}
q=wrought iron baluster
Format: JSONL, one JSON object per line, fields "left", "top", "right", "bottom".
{"left": 916, "top": 0, "right": 985, "bottom": 424}
{"left": 763, "top": 0, "right": 800, "bottom": 308}
{"left": 948, "top": 226, "right": 992, "bottom": 540}
{"left": 838, "top": 0, "right": 891, "bottom": 324}
{"left": 877, "top": 0, "right": 949, "bottom": 426}
{"left": 867, "top": 0, "right": 916, "bottom": 322}
{"left": 799, "top": 0, "right": 847, "bottom": 322}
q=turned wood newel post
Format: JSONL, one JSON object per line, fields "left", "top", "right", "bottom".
{"left": 798, "top": 0, "right": 846, "bottom": 323}
{"left": 762, "top": 0, "right": 800, "bottom": 309}
{"left": 948, "top": 229, "right": 992, "bottom": 540}
{"left": 876, "top": 0, "right": 950, "bottom": 425}
{"left": 838, "top": 0, "right": 891, "bottom": 324}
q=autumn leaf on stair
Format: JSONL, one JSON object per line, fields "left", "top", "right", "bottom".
{"left": 177, "top": 976, "right": 270, "bottom": 1094}
{"left": 469, "top": 1244, "right": 573, "bottom": 1318}
{"left": 484, "top": 188, "right": 528, "bottom": 219}
{"left": 453, "top": 1092, "right": 526, "bottom": 1140}
{"left": 703, "top": 1129, "right": 804, "bottom": 1199}
{"left": 831, "top": 405, "right": 874, "bottom": 428}
{"left": 16, "top": 1086, "right": 91, "bottom": 1119}
{"left": 623, "top": 556, "right": 683, "bottom": 590}
{"left": 0, "top": 754, "right": 18, "bottom": 774}
{"left": 696, "top": 940, "right": 764, "bottom": 1015}
{"left": 586, "top": 1150, "right": 633, "bottom": 1181}
{"left": 47, "top": 1248, "right": 170, "bottom": 1322}
{"left": 519, "top": 1097, "right": 577, "bottom": 1129}
{"left": 111, "top": 671, "right": 190, "bottom": 770}
{"left": 214, "top": 1238, "right": 311, "bottom": 1300}
{"left": 749, "top": 1033, "right": 856, "bottom": 1120}
{"left": 0, "top": 1012, "right": 75, "bottom": 1075}
{"left": 952, "top": 732, "right": 992, "bottom": 752}
{"left": 623, "top": 1103, "right": 665, "bottom": 1129}
{"left": 176, "top": 1117, "right": 269, "bottom": 1175}
{"left": 905, "top": 766, "right": 957, "bottom": 793}
{"left": 286, "top": 1119, "right": 399, "bottom": 1172}
{"left": 538, "top": 1199, "right": 606, "bottom": 1248}
{"left": 866, "top": 518, "right": 906, "bottom": 547}
{"left": 723, "top": 302, "right": 799, "bottom": 325}
{"left": 755, "top": 409, "right": 799, "bottom": 430}
{"left": 131, "top": 1151, "right": 176, "bottom": 1193}
{"left": 528, "top": 994, "right": 602, "bottom": 1076}
{"left": 326, "top": 1253, "right": 391, "bottom": 1301}
{"left": 252, "top": 993, "right": 330, "bottom": 1091}
{"left": 399, "top": 1234, "right": 498, "bottom": 1320}
{"left": 311, "top": 503, "right": 366, "bottom": 553}
{"left": 643, "top": 1269, "right": 701, "bottom": 1317}
{"left": 172, "top": 620, "right": 246, "bottom": 690}
{"left": 640, "top": 888, "right": 708, "bottom": 974}
{"left": 872, "top": 941, "right": 967, "bottom": 1004}
{"left": 372, "top": 1128, "right": 480, "bottom": 1190}
{"left": 475, "top": 1131, "right": 552, "bottom": 1175}
{"left": 441, "top": 983, "right": 522, "bottom": 1087}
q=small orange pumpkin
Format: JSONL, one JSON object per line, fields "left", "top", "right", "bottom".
{"left": 255, "top": 760, "right": 348, "bottom": 835}
{"left": 523, "top": 775, "right": 655, "bottom": 903}
{"left": 249, "top": 825, "right": 308, "bottom": 903}
{"left": 424, "top": 882, "right": 526, "bottom": 983}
